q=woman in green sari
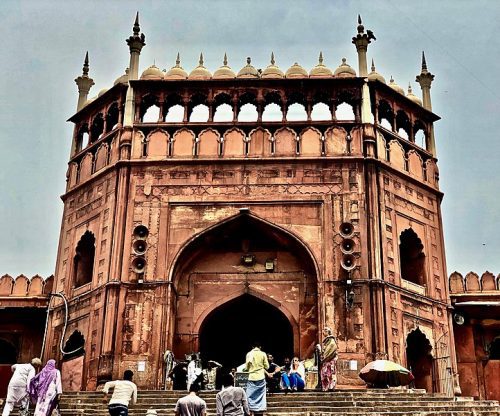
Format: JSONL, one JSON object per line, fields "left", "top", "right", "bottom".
{"left": 320, "top": 327, "right": 338, "bottom": 391}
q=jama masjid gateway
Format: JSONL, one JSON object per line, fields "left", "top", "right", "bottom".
{"left": 15, "top": 14, "right": 459, "bottom": 394}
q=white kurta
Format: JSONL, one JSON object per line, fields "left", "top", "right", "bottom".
{"left": 2, "top": 364, "right": 35, "bottom": 416}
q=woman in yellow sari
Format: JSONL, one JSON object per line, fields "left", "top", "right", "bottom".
{"left": 320, "top": 327, "right": 338, "bottom": 391}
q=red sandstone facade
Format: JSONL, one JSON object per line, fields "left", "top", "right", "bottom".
{"left": 2, "top": 16, "right": 475, "bottom": 397}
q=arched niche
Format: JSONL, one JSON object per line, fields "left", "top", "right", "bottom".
{"left": 28, "top": 275, "right": 44, "bottom": 295}
{"left": 63, "top": 330, "right": 86, "bottom": 360}
{"left": 0, "top": 275, "right": 14, "bottom": 295}
{"left": 449, "top": 272, "right": 464, "bottom": 294}
{"left": 324, "top": 126, "right": 347, "bottom": 156}
{"left": 481, "top": 272, "right": 496, "bottom": 291}
{"left": 300, "top": 127, "right": 322, "bottom": 157}
{"left": 94, "top": 143, "right": 109, "bottom": 172}
{"left": 222, "top": 128, "right": 245, "bottom": 157}
{"left": 169, "top": 212, "right": 319, "bottom": 363}
{"left": 465, "top": 272, "right": 480, "bottom": 292}
{"left": 248, "top": 128, "right": 272, "bottom": 158}
{"left": 388, "top": 140, "right": 406, "bottom": 171}
{"left": 399, "top": 228, "right": 426, "bottom": 287}
{"left": 274, "top": 127, "right": 297, "bottom": 157}
{"left": 425, "top": 160, "right": 439, "bottom": 187}
{"left": 407, "top": 150, "right": 424, "bottom": 180}
{"left": 79, "top": 153, "right": 93, "bottom": 182}
{"left": 172, "top": 129, "right": 195, "bottom": 157}
{"left": 198, "top": 128, "right": 220, "bottom": 157}
{"left": 147, "top": 129, "right": 169, "bottom": 158}
{"left": 12, "top": 275, "right": 29, "bottom": 296}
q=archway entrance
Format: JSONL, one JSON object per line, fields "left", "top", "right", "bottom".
{"left": 406, "top": 328, "right": 433, "bottom": 392}
{"left": 199, "top": 294, "right": 293, "bottom": 368}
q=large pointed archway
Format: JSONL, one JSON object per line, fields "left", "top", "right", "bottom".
{"left": 406, "top": 328, "right": 434, "bottom": 392}
{"left": 169, "top": 211, "right": 319, "bottom": 363}
{"left": 199, "top": 294, "right": 293, "bottom": 368}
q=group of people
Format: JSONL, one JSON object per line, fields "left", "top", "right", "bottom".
{"left": 2, "top": 328, "right": 338, "bottom": 416}
{"left": 2, "top": 358, "right": 62, "bottom": 416}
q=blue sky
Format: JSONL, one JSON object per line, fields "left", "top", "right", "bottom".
{"left": 0, "top": 0, "right": 499, "bottom": 278}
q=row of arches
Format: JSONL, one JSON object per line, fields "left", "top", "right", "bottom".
{"left": 0, "top": 274, "right": 53, "bottom": 296}
{"left": 75, "top": 102, "right": 120, "bottom": 153}
{"left": 377, "top": 99, "right": 429, "bottom": 150}
{"left": 135, "top": 126, "right": 360, "bottom": 159}
{"left": 378, "top": 134, "right": 438, "bottom": 187}
{"left": 137, "top": 90, "right": 360, "bottom": 124}
{"left": 449, "top": 271, "right": 500, "bottom": 293}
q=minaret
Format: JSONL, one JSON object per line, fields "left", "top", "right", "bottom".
{"left": 416, "top": 52, "right": 436, "bottom": 155}
{"left": 124, "top": 12, "right": 146, "bottom": 127}
{"left": 74, "top": 52, "right": 95, "bottom": 112}
{"left": 352, "top": 15, "right": 375, "bottom": 77}
{"left": 352, "top": 15, "right": 375, "bottom": 123}
{"left": 415, "top": 52, "right": 434, "bottom": 111}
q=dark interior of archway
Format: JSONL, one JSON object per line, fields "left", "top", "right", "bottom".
{"left": 199, "top": 294, "right": 293, "bottom": 370}
{"left": 406, "top": 329, "right": 433, "bottom": 391}
{"left": 0, "top": 339, "right": 17, "bottom": 364}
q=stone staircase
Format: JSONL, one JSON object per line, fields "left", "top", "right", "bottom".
{"left": 4, "top": 389, "right": 500, "bottom": 415}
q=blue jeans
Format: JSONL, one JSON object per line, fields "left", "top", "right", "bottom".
{"left": 281, "top": 373, "right": 305, "bottom": 390}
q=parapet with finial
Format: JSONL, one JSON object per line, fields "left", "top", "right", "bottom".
{"left": 449, "top": 271, "right": 500, "bottom": 293}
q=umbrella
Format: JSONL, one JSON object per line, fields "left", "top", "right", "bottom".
{"left": 359, "top": 360, "right": 414, "bottom": 387}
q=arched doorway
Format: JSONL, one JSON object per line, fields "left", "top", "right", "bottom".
{"left": 406, "top": 328, "right": 433, "bottom": 392}
{"left": 170, "top": 212, "right": 318, "bottom": 364}
{"left": 199, "top": 294, "right": 293, "bottom": 368}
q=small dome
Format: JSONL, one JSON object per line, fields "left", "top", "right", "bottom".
{"left": 406, "top": 83, "right": 422, "bottom": 106}
{"left": 334, "top": 58, "right": 356, "bottom": 77}
{"left": 310, "top": 52, "right": 333, "bottom": 77}
{"left": 285, "top": 62, "right": 308, "bottom": 78}
{"left": 237, "top": 57, "right": 259, "bottom": 78}
{"left": 367, "top": 59, "right": 386, "bottom": 84}
{"left": 114, "top": 68, "right": 129, "bottom": 85}
{"left": 140, "top": 64, "right": 164, "bottom": 80}
{"left": 98, "top": 88, "right": 108, "bottom": 97}
{"left": 261, "top": 53, "right": 284, "bottom": 79}
{"left": 84, "top": 96, "right": 97, "bottom": 107}
{"left": 389, "top": 76, "right": 405, "bottom": 95}
{"left": 189, "top": 53, "right": 212, "bottom": 80}
{"left": 165, "top": 53, "right": 188, "bottom": 80}
{"left": 213, "top": 53, "right": 236, "bottom": 79}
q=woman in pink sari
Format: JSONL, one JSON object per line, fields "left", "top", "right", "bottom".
{"left": 28, "top": 360, "right": 62, "bottom": 416}
{"left": 320, "top": 327, "right": 338, "bottom": 391}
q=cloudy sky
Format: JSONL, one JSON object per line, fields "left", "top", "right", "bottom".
{"left": 0, "top": 0, "right": 499, "bottom": 278}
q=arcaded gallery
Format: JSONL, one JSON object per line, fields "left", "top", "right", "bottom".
{"left": 1, "top": 14, "right": 499, "bottom": 402}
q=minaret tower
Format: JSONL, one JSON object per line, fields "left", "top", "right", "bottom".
{"left": 352, "top": 15, "right": 375, "bottom": 123}
{"left": 123, "top": 12, "right": 146, "bottom": 127}
{"left": 74, "top": 52, "right": 94, "bottom": 112}
{"left": 416, "top": 52, "right": 436, "bottom": 155}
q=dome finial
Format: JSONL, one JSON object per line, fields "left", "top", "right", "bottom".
{"left": 175, "top": 52, "right": 181, "bottom": 66}
{"left": 270, "top": 52, "right": 275, "bottom": 65}
{"left": 199, "top": 53, "right": 204, "bottom": 66}
{"left": 319, "top": 51, "right": 324, "bottom": 65}
{"left": 223, "top": 52, "right": 228, "bottom": 66}
{"left": 247, "top": 57, "right": 251, "bottom": 65}
{"left": 421, "top": 51, "right": 428, "bottom": 72}
{"left": 371, "top": 58, "right": 375, "bottom": 72}
{"left": 408, "top": 82, "right": 412, "bottom": 93}
{"left": 133, "top": 12, "right": 140, "bottom": 35}
{"left": 83, "top": 51, "right": 89, "bottom": 76}
{"left": 357, "top": 14, "right": 364, "bottom": 33}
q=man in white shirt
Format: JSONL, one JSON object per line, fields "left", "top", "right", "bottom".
{"left": 102, "top": 370, "right": 138, "bottom": 416}
{"left": 1, "top": 357, "right": 42, "bottom": 416}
